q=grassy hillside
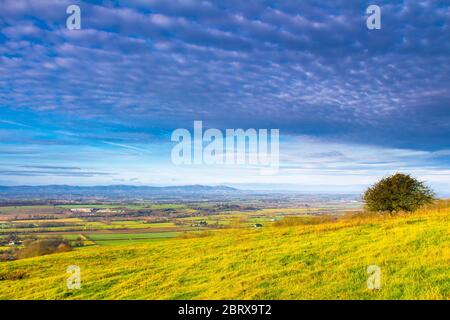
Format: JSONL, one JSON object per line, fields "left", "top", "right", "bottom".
{"left": 0, "top": 202, "right": 449, "bottom": 300}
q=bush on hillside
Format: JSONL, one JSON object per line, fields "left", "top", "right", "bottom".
{"left": 273, "top": 216, "right": 336, "bottom": 227}
{"left": 363, "top": 173, "right": 434, "bottom": 213}
{"left": 16, "top": 238, "right": 73, "bottom": 259}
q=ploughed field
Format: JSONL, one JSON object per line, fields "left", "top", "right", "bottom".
{"left": 0, "top": 201, "right": 448, "bottom": 299}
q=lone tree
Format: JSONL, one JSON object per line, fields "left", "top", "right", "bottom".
{"left": 363, "top": 173, "right": 434, "bottom": 213}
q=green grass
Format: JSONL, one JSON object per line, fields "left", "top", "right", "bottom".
{"left": 142, "top": 222, "right": 176, "bottom": 228}
{"left": 86, "top": 232, "right": 180, "bottom": 246}
{"left": 0, "top": 203, "right": 448, "bottom": 299}
{"left": 61, "top": 234, "right": 84, "bottom": 241}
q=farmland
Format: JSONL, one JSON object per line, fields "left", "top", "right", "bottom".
{"left": 0, "top": 198, "right": 359, "bottom": 248}
{"left": 0, "top": 200, "right": 448, "bottom": 299}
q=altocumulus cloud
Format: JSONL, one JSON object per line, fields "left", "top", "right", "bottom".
{"left": 0, "top": 0, "right": 449, "bottom": 191}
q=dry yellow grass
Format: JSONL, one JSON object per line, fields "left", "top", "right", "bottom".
{"left": 0, "top": 201, "right": 448, "bottom": 300}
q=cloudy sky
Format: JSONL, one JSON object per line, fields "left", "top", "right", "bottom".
{"left": 0, "top": 0, "right": 449, "bottom": 194}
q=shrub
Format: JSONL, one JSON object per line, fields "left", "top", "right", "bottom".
{"left": 274, "top": 216, "right": 337, "bottom": 227}
{"left": 0, "top": 270, "right": 27, "bottom": 280}
{"left": 72, "top": 236, "right": 85, "bottom": 247}
{"left": 0, "top": 251, "right": 16, "bottom": 262}
{"left": 363, "top": 173, "right": 434, "bottom": 213}
{"left": 16, "top": 237, "right": 73, "bottom": 259}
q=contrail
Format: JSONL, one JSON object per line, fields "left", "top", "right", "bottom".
{"left": 102, "top": 141, "right": 149, "bottom": 153}
{"left": 0, "top": 120, "right": 34, "bottom": 128}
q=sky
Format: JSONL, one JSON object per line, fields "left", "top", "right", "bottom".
{"left": 0, "top": 0, "right": 449, "bottom": 194}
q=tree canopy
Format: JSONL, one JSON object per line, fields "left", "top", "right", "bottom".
{"left": 363, "top": 173, "right": 434, "bottom": 213}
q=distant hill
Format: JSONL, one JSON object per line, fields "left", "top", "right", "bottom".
{"left": 0, "top": 185, "right": 239, "bottom": 200}
{"left": 0, "top": 185, "right": 361, "bottom": 202}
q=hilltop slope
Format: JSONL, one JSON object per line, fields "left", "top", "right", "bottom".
{"left": 0, "top": 204, "right": 449, "bottom": 299}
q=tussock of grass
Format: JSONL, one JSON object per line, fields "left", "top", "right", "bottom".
{"left": 0, "top": 270, "right": 27, "bottom": 281}
{"left": 0, "top": 201, "right": 448, "bottom": 300}
{"left": 273, "top": 216, "right": 338, "bottom": 227}
{"left": 178, "top": 231, "right": 215, "bottom": 239}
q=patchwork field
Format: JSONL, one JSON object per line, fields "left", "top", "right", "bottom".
{"left": 0, "top": 201, "right": 448, "bottom": 299}
{"left": 0, "top": 200, "right": 357, "bottom": 248}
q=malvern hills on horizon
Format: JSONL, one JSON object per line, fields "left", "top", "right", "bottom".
{"left": 0, "top": 184, "right": 364, "bottom": 203}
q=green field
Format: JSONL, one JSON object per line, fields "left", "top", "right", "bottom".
{"left": 85, "top": 232, "right": 180, "bottom": 246}
{"left": 0, "top": 202, "right": 448, "bottom": 299}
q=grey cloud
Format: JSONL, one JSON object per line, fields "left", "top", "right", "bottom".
{"left": 0, "top": 170, "right": 115, "bottom": 177}
{"left": 20, "top": 165, "right": 83, "bottom": 170}
{"left": 0, "top": 0, "right": 449, "bottom": 151}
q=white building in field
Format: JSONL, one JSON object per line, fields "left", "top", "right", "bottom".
{"left": 70, "top": 208, "right": 94, "bottom": 213}
{"left": 97, "top": 209, "right": 124, "bottom": 214}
